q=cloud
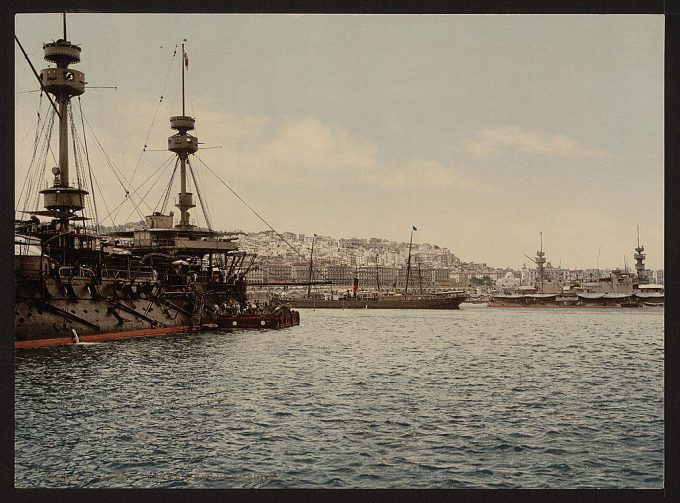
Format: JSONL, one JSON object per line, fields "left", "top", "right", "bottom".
{"left": 462, "top": 126, "right": 610, "bottom": 158}
{"left": 192, "top": 114, "right": 490, "bottom": 194}
{"left": 360, "top": 159, "right": 491, "bottom": 193}
{"left": 188, "top": 100, "right": 271, "bottom": 146}
{"left": 258, "top": 117, "right": 378, "bottom": 171}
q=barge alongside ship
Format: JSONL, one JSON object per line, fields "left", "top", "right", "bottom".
{"left": 14, "top": 20, "right": 298, "bottom": 348}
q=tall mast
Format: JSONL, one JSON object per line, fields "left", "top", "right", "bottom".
{"left": 38, "top": 13, "right": 88, "bottom": 226}
{"left": 534, "top": 231, "right": 546, "bottom": 293}
{"left": 168, "top": 41, "right": 198, "bottom": 229}
{"left": 182, "top": 42, "right": 186, "bottom": 116}
{"left": 375, "top": 254, "right": 381, "bottom": 292}
{"left": 405, "top": 226, "right": 416, "bottom": 294}
{"left": 634, "top": 225, "right": 647, "bottom": 283}
{"left": 307, "top": 234, "right": 316, "bottom": 298}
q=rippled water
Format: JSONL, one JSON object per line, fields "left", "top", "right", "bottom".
{"left": 15, "top": 305, "right": 664, "bottom": 488}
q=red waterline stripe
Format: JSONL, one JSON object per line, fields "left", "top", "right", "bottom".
{"left": 15, "top": 325, "right": 196, "bottom": 349}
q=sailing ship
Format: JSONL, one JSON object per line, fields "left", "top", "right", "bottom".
{"left": 14, "top": 18, "right": 298, "bottom": 348}
{"left": 286, "top": 227, "right": 467, "bottom": 309}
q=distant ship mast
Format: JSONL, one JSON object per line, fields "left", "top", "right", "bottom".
{"left": 37, "top": 13, "right": 88, "bottom": 229}
{"left": 634, "top": 225, "right": 647, "bottom": 284}
{"left": 405, "top": 226, "right": 416, "bottom": 294}
{"left": 535, "top": 232, "right": 547, "bottom": 293}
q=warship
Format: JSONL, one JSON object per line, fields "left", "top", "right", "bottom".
{"left": 630, "top": 228, "right": 664, "bottom": 306}
{"left": 489, "top": 232, "right": 660, "bottom": 308}
{"left": 14, "top": 19, "right": 298, "bottom": 348}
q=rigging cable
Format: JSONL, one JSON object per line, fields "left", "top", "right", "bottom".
{"left": 21, "top": 101, "right": 53, "bottom": 213}
{"left": 191, "top": 154, "right": 213, "bottom": 227}
{"left": 70, "top": 102, "right": 97, "bottom": 231}
{"left": 97, "top": 154, "right": 175, "bottom": 227}
{"left": 88, "top": 163, "right": 114, "bottom": 231}
{"left": 16, "top": 94, "right": 46, "bottom": 214}
{"left": 79, "top": 112, "right": 153, "bottom": 221}
{"left": 80, "top": 114, "right": 133, "bottom": 190}
{"left": 158, "top": 158, "right": 179, "bottom": 214}
{"left": 194, "top": 154, "right": 325, "bottom": 278}
{"left": 187, "top": 157, "right": 213, "bottom": 230}
{"left": 120, "top": 154, "right": 176, "bottom": 225}
{"left": 77, "top": 97, "right": 100, "bottom": 233}
{"left": 69, "top": 102, "right": 84, "bottom": 189}
{"left": 29, "top": 107, "right": 56, "bottom": 213}
{"left": 126, "top": 44, "right": 178, "bottom": 195}
{"left": 71, "top": 102, "right": 101, "bottom": 232}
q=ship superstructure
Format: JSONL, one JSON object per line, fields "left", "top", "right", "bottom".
{"left": 631, "top": 227, "right": 664, "bottom": 305}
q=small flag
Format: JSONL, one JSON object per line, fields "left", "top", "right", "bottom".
{"left": 412, "top": 226, "right": 417, "bottom": 231}
{"left": 184, "top": 53, "right": 189, "bottom": 69}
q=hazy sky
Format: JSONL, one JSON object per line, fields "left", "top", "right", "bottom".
{"left": 14, "top": 13, "right": 664, "bottom": 270}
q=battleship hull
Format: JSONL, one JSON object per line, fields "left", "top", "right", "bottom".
{"left": 14, "top": 294, "right": 197, "bottom": 345}
{"left": 489, "top": 293, "right": 639, "bottom": 308}
{"left": 15, "top": 273, "right": 297, "bottom": 347}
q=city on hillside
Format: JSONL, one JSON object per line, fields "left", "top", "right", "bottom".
{"left": 100, "top": 223, "right": 664, "bottom": 291}
{"left": 230, "top": 230, "right": 664, "bottom": 291}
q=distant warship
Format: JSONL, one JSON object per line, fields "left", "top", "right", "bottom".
{"left": 489, "top": 232, "right": 661, "bottom": 308}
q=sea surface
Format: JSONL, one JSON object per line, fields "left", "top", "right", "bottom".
{"left": 15, "top": 305, "right": 664, "bottom": 488}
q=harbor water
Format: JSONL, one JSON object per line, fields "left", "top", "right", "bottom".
{"left": 15, "top": 305, "right": 664, "bottom": 488}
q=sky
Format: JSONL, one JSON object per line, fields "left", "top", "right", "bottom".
{"left": 14, "top": 13, "right": 664, "bottom": 270}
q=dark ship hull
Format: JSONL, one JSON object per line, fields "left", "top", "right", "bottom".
{"left": 289, "top": 294, "right": 467, "bottom": 309}
{"left": 15, "top": 269, "right": 299, "bottom": 348}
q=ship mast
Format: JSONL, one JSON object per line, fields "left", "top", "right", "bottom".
{"left": 405, "top": 226, "right": 416, "bottom": 294}
{"left": 534, "top": 231, "right": 546, "bottom": 293}
{"left": 168, "top": 42, "right": 198, "bottom": 230}
{"left": 307, "top": 234, "right": 316, "bottom": 298}
{"left": 37, "top": 13, "right": 88, "bottom": 228}
{"left": 634, "top": 225, "right": 647, "bottom": 284}
{"left": 375, "top": 254, "right": 381, "bottom": 292}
